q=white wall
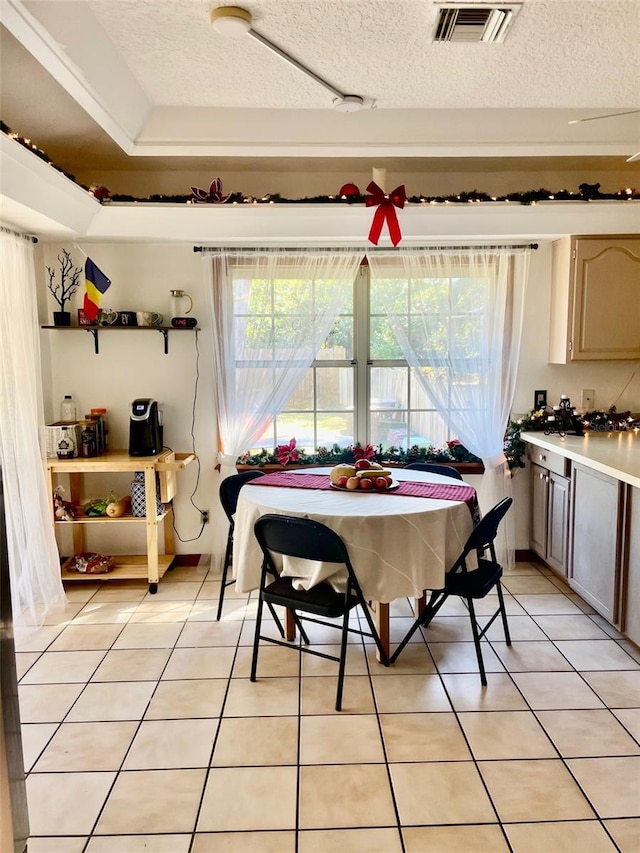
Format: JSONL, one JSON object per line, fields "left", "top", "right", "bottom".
{"left": 39, "top": 242, "right": 223, "bottom": 565}
{"left": 39, "top": 236, "right": 639, "bottom": 556}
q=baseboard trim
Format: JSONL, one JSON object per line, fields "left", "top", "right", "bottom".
{"left": 172, "top": 554, "right": 201, "bottom": 567}
{"left": 515, "top": 549, "right": 536, "bottom": 562}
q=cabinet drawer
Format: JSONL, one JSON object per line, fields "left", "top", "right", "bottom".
{"left": 527, "top": 445, "right": 569, "bottom": 477}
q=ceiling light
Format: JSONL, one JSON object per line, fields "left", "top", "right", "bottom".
{"left": 333, "top": 95, "right": 364, "bottom": 113}
{"left": 210, "top": 6, "right": 252, "bottom": 36}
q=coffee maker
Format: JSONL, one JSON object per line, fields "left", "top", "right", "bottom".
{"left": 129, "top": 399, "right": 162, "bottom": 456}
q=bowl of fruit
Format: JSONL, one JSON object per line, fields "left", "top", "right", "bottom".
{"left": 328, "top": 460, "right": 397, "bottom": 492}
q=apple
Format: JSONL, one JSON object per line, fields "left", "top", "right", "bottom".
{"left": 346, "top": 476, "right": 360, "bottom": 490}
{"left": 354, "top": 459, "right": 371, "bottom": 471}
{"left": 359, "top": 477, "right": 374, "bottom": 490}
{"left": 336, "top": 475, "right": 349, "bottom": 488}
{"left": 375, "top": 477, "right": 389, "bottom": 490}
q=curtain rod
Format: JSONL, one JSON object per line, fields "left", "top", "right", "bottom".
{"left": 194, "top": 243, "right": 538, "bottom": 253}
{"left": 1, "top": 225, "right": 38, "bottom": 243}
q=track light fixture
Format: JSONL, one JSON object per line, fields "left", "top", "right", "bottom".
{"left": 210, "top": 5, "right": 374, "bottom": 112}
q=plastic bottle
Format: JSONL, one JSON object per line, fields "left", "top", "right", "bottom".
{"left": 60, "top": 394, "right": 77, "bottom": 423}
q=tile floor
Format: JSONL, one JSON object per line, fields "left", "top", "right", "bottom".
{"left": 14, "top": 559, "right": 640, "bottom": 853}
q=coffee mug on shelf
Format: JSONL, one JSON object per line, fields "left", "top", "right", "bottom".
{"left": 136, "top": 311, "right": 163, "bottom": 327}
{"left": 97, "top": 308, "right": 117, "bottom": 326}
{"left": 116, "top": 311, "right": 137, "bottom": 326}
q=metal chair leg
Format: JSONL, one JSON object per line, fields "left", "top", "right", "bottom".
{"left": 467, "top": 598, "right": 487, "bottom": 686}
{"left": 250, "top": 590, "right": 266, "bottom": 682}
{"left": 335, "top": 610, "right": 351, "bottom": 711}
{"left": 496, "top": 582, "right": 511, "bottom": 645}
{"left": 216, "top": 532, "right": 233, "bottom": 621}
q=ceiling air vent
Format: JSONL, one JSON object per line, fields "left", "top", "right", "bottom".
{"left": 432, "top": 3, "right": 521, "bottom": 43}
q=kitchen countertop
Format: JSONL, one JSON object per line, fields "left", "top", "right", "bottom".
{"left": 521, "top": 430, "right": 640, "bottom": 489}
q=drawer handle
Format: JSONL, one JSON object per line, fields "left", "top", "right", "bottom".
{"left": 539, "top": 453, "right": 546, "bottom": 462}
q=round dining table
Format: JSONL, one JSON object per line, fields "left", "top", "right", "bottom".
{"left": 231, "top": 466, "right": 478, "bottom": 659}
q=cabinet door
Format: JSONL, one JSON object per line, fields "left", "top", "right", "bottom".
{"left": 623, "top": 486, "right": 640, "bottom": 645}
{"left": 546, "top": 473, "right": 569, "bottom": 575}
{"left": 530, "top": 463, "right": 548, "bottom": 559}
{"left": 569, "top": 463, "right": 622, "bottom": 623}
{"left": 571, "top": 237, "right": 640, "bottom": 361}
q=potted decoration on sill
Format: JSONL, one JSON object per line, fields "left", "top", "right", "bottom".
{"left": 46, "top": 249, "right": 82, "bottom": 326}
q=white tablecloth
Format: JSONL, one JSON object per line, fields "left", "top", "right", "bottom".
{"left": 232, "top": 467, "right": 475, "bottom": 604}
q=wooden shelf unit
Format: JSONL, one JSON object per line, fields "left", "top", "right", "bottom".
{"left": 46, "top": 449, "right": 195, "bottom": 593}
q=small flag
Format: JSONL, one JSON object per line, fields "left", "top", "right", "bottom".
{"left": 83, "top": 258, "right": 111, "bottom": 321}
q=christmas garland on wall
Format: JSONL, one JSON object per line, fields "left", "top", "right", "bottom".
{"left": 505, "top": 406, "right": 640, "bottom": 470}
{"left": 3, "top": 121, "right": 638, "bottom": 206}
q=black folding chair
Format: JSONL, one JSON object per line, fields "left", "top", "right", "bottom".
{"left": 251, "top": 514, "right": 389, "bottom": 711}
{"left": 218, "top": 470, "right": 276, "bottom": 623}
{"left": 390, "top": 497, "right": 513, "bottom": 685}
{"left": 405, "top": 462, "right": 464, "bottom": 480}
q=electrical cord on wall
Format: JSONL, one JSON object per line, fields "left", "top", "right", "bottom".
{"left": 609, "top": 361, "right": 640, "bottom": 409}
{"left": 166, "top": 331, "right": 206, "bottom": 542}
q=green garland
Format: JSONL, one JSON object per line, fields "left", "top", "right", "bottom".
{"left": 504, "top": 406, "right": 640, "bottom": 471}
{"left": 238, "top": 441, "right": 482, "bottom": 467}
{"left": 2, "top": 122, "right": 638, "bottom": 206}
{"left": 504, "top": 409, "right": 550, "bottom": 471}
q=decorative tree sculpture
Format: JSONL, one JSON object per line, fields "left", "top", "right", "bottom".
{"left": 47, "top": 249, "right": 82, "bottom": 325}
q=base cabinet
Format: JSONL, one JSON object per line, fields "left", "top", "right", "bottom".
{"left": 569, "top": 462, "right": 623, "bottom": 624}
{"left": 623, "top": 486, "right": 640, "bottom": 645}
{"left": 530, "top": 458, "right": 570, "bottom": 576}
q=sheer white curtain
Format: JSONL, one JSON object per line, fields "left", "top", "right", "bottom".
{"left": 367, "top": 248, "right": 531, "bottom": 565}
{"left": 205, "top": 249, "right": 363, "bottom": 478}
{"left": 0, "top": 230, "right": 65, "bottom": 624}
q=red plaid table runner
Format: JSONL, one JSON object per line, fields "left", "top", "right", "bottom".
{"left": 245, "top": 470, "right": 479, "bottom": 518}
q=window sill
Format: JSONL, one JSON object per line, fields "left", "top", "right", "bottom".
{"left": 236, "top": 461, "right": 485, "bottom": 475}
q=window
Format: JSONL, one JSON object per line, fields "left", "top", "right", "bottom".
{"left": 248, "top": 264, "right": 454, "bottom": 454}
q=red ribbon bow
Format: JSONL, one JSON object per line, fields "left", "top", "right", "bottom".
{"left": 365, "top": 181, "right": 406, "bottom": 246}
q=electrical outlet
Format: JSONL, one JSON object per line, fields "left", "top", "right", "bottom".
{"left": 201, "top": 510, "right": 209, "bottom": 524}
{"left": 581, "top": 389, "right": 595, "bottom": 410}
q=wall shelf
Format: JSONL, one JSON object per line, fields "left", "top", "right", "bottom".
{"left": 40, "top": 325, "right": 199, "bottom": 354}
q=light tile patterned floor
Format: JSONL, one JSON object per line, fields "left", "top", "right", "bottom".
{"left": 15, "top": 560, "right": 640, "bottom": 852}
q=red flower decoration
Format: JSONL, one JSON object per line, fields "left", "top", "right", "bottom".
{"left": 190, "top": 178, "right": 230, "bottom": 204}
{"left": 446, "top": 439, "right": 462, "bottom": 449}
{"left": 277, "top": 438, "right": 299, "bottom": 466}
{"left": 352, "top": 443, "right": 376, "bottom": 460}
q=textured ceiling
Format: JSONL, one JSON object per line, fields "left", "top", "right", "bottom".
{"left": 1, "top": 0, "right": 639, "bottom": 174}
{"left": 85, "top": 0, "right": 638, "bottom": 109}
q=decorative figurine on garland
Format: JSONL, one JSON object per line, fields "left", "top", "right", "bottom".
{"left": 190, "top": 178, "right": 230, "bottom": 204}
{"left": 544, "top": 395, "right": 584, "bottom": 437}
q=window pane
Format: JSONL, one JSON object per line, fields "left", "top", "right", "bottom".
{"left": 317, "top": 413, "right": 353, "bottom": 449}
{"left": 370, "top": 367, "right": 408, "bottom": 409}
{"left": 320, "top": 314, "right": 353, "bottom": 359}
{"left": 317, "top": 367, "right": 353, "bottom": 411}
{"left": 371, "top": 277, "right": 407, "bottom": 313}
{"left": 239, "top": 316, "right": 273, "bottom": 356}
{"left": 244, "top": 279, "right": 271, "bottom": 314}
{"left": 273, "top": 278, "right": 312, "bottom": 314}
{"left": 281, "top": 368, "right": 313, "bottom": 411}
{"left": 409, "top": 412, "right": 449, "bottom": 448}
{"left": 370, "top": 316, "right": 404, "bottom": 359}
{"left": 274, "top": 413, "right": 314, "bottom": 450}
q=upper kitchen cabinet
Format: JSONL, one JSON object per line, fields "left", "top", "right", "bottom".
{"left": 548, "top": 235, "right": 640, "bottom": 363}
